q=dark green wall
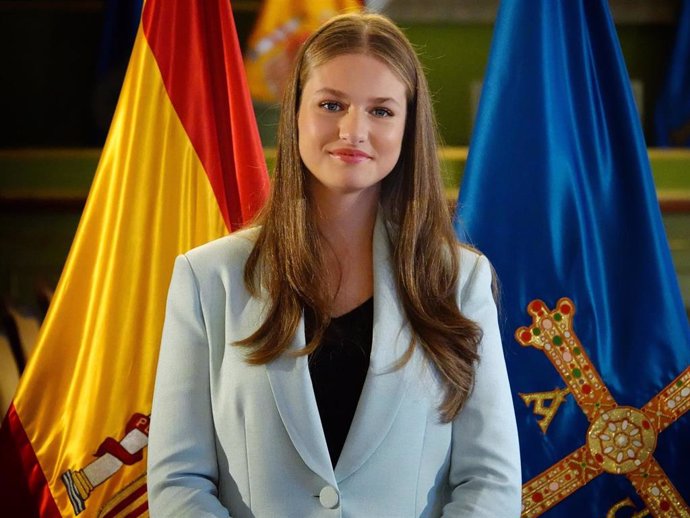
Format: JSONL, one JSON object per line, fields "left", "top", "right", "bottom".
{"left": 405, "top": 24, "right": 493, "bottom": 146}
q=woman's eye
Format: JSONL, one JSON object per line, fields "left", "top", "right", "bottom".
{"left": 371, "top": 107, "right": 393, "bottom": 117}
{"left": 319, "top": 101, "right": 342, "bottom": 112}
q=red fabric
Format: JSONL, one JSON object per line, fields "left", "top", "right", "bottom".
{"left": 100, "top": 482, "right": 147, "bottom": 518}
{"left": 124, "top": 501, "right": 149, "bottom": 518}
{"left": 142, "top": 0, "right": 269, "bottom": 231}
{"left": 0, "top": 404, "right": 61, "bottom": 518}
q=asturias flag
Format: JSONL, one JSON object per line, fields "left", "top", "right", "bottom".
{"left": 0, "top": 1, "right": 269, "bottom": 516}
{"left": 457, "top": 1, "right": 690, "bottom": 517}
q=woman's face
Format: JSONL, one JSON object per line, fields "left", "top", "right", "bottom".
{"left": 297, "top": 53, "right": 407, "bottom": 201}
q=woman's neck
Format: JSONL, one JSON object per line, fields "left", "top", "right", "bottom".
{"left": 315, "top": 198, "right": 377, "bottom": 249}
{"left": 310, "top": 189, "right": 379, "bottom": 317}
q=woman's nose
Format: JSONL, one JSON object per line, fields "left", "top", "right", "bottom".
{"left": 338, "top": 109, "right": 367, "bottom": 144}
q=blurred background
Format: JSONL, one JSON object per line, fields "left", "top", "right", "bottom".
{"left": 0, "top": 0, "right": 688, "bottom": 373}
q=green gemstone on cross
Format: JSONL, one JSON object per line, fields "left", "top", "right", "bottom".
{"left": 677, "top": 380, "right": 683, "bottom": 388}
{"left": 573, "top": 347, "right": 581, "bottom": 355}
{"left": 553, "top": 336, "right": 563, "bottom": 346}
{"left": 573, "top": 368, "right": 582, "bottom": 378}
{"left": 533, "top": 328, "right": 541, "bottom": 336}
{"left": 554, "top": 313, "right": 562, "bottom": 322}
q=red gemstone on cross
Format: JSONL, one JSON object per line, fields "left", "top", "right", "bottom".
{"left": 582, "top": 384, "right": 592, "bottom": 394}
{"left": 595, "top": 453, "right": 603, "bottom": 464}
{"left": 530, "top": 301, "right": 543, "bottom": 313}
{"left": 642, "top": 421, "right": 651, "bottom": 430}
{"left": 532, "top": 492, "right": 544, "bottom": 503}
{"left": 661, "top": 501, "right": 671, "bottom": 511}
{"left": 560, "top": 303, "right": 571, "bottom": 314}
{"left": 521, "top": 331, "right": 532, "bottom": 342}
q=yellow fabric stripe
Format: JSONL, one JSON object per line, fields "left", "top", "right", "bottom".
{"left": 14, "top": 24, "right": 227, "bottom": 516}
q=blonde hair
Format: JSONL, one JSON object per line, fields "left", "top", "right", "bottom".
{"left": 239, "top": 12, "right": 481, "bottom": 422}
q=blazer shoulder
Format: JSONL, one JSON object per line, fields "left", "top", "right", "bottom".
{"left": 457, "top": 244, "right": 484, "bottom": 284}
{"left": 456, "top": 245, "right": 494, "bottom": 306}
{"left": 177, "top": 226, "right": 259, "bottom": 286}
{"left": 184, "top": 226, "right": 258, "bottom": 266}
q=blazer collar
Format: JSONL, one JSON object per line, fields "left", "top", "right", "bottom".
{"left": 264, "top": 213, "right": 416, "bottom": 485}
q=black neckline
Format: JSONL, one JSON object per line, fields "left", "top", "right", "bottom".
{"left": 330, "top": 296, "right": 374, "bottom": 321}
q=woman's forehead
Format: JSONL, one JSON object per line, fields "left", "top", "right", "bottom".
{"left": 302, "top": 53, "right": 410, "bottom": 100}
{"left": 304, "top": 56, "right": 405, "bottom": 101}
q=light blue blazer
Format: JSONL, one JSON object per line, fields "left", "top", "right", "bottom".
{"left": 147, "top": 217, "right": 521, "bottom": 517}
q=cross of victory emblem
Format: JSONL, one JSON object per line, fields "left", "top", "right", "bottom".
{"left": 516, "top": 298, "right": 690, "bottom": 517}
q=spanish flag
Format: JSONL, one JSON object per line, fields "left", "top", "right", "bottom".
{"left": 0, "top": 1, "right": 269, "bottom": 516}
{"left": 245, "top": 0, "right": 362, "bottom": 103}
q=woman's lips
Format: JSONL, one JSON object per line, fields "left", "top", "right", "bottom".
{"left": 329, "top": 148, "right": 372, "bottom": 164}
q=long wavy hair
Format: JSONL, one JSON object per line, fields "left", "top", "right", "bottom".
{"left": 238, "top": 12, "right": 481, "bottom": 422}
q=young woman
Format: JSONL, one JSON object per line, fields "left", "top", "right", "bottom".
{"left": 148, "top": 12, "right": 521, "bottom": 518}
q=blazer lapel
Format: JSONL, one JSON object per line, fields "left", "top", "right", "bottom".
{"left": 261, "top": 214, "right": 417, "bottom": 485}
{"left": 334, "top": 215, "right": 415, "bottom": 482}
{"left": 264, "top": 314, "right": 336, "bottom": 485}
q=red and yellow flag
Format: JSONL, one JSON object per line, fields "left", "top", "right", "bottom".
{"left": 245, "top": 0, "right": 362, "bottom": 103}
{"left": 0, "top": 1, "right": 269, "bottom": 516}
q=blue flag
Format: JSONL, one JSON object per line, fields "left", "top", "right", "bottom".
{"left": 456, "top": 2, "right": 690, "bottom": 517}
{"left": 655, "top": 0, "right": 690, "bottom": 147}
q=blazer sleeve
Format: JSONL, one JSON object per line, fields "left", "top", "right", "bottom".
{"left": 147, "top": 255, "right": 231, "bottom": 518}
{"left": 443, "top": 254, "right": 522, "bottom": 518}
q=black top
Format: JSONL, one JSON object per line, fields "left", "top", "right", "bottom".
{"left": 305, "top": 298, "right": 374, "bottom": 467}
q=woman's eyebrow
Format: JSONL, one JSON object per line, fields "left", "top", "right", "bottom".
{"left": 314, "top": 88, "right": 401, "bottom": 107}
{"left": 314, "top": 87, "right": 347, "bottom": 97}
{"left": 371, "top": 97, "right": 402, "bottom": 107}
